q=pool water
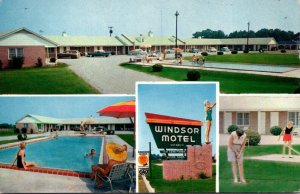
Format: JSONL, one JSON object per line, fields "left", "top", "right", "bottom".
{"left": 182, "top": 61, "right": 297, "bottom": 73}
{"left": 0, "top": 137, "right": 102, "bottom": 172}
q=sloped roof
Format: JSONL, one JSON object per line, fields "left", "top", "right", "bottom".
{"left": 16, "top": 114, "right": 132, "bottom": 125}
{"left": 220, "top": 95, "right": 300, "bottom": 111}
{"left": 183, "top": 37, "right": 277, "bottom": 45}
{"left": 122, "top": 35, "right": 185, "bottom": 46}
{"left": 45, "top": 35, "right": 123, "bottom": 46}
{"left": 183, "top": 38, "right": 223, "bottom": 45}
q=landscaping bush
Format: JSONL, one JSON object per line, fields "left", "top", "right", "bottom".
{"left": 281, "top": 49, "right": 286, "bottom": 53}
{"left": 17, "top": 133, "right": 27, "bottom": 140}
{"left": 231, "top": 50, "right": 238, "bottom": 54}
{"left": 270, "top": 126, "right": 282, "bottom": 136}
{"left": 198, "top": 172, "right": 209, "bottom": 179}
{"left": 110, "top": 51, "right": 116, "bottom": 55}
{"left": 50, "top": 57, "right": 56, "bottom": 63}
{"left": 259, "top": 49, "right": 264, "bottom": 53}
{"left": 21, "top": 127, "right": 27, "bottom": 134}
{"left": 227, "top": 124, "right": 239, "bottom": 134}
{"left": 187, "top": 70, "right": 200, "bottom": 81}
{"left": 294, "top": 87, "right": 300, "bottom": 94}
{"left": 35, "top": 57, "right": 43, "bottom": 67}
{"left": 152, "top": 64, "right": 163, "bottom": 72}
{"left": 201, "top": 52, "right": 208, "bottom": 56}
{"left": 243, "top": 50, "right": 249, "bottom": 53}
{"left": 8, "top": 57, "right": 24, "bottom": 69}
{"left": 0, "top": 59, "right": 3, "bottom": 69}
{"left": 217, "top": 51, "right": 224, "bottom": 55}
{"left": 14, "top": 128, "right": 20, "bottom": 134}
{"left": 245, "top": 129, "right": 261, "bottom": 146}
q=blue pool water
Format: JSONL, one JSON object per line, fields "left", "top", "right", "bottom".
{"left": 0, "top": 137, "right": 102, "bottom": 172}
{"left": 182, "top": 61, "right": 297, "bottom": 73}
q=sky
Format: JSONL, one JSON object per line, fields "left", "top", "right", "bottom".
{"left": 0, "top": 0, "right": 299, "bottom": 37}
{"left": 137, "top": 83, "right": 217, "bottom": 156}
{"left": 0, "top": 95, "right": 134, "bottom": 124}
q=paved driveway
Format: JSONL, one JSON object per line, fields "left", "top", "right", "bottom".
{"left": 58, "top": 56, "right": 171, "bottom": 94}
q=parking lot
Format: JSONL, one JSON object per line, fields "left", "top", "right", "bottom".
{"left": 58, "top": 55, "right": 171, "bottom": 94}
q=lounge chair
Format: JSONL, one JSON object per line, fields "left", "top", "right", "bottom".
{"left": 95, "top": 163, "right": 133, "bottom": 192}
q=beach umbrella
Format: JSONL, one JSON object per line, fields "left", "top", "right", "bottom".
{"left": 84, "top": 116, "right": 94, "bottom": 124}
{"left": 172, "top": 47, "right": 182, "bottom": 51}
{"left": 97, "top": 99, "right": 136, "bottom": 157}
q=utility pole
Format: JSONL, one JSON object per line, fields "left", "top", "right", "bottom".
{"left": 246, "top": 22, "right": 250, "bottom": 51}
{"left": 175, "top": 11, "right": 179, "bottom": 58}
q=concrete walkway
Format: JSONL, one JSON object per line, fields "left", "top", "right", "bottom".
{"left": 246, "top": 154, "right": 300, "bottom": 163}
{"left": 59, "top": 56, "right": 171, "bottom": 94}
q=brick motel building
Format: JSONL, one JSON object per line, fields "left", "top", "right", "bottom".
{"left": 0, "top": 27, "right": 278, "bottom": 68}
{"left": 219, "top": 95, "right": 300, "bottom": 135}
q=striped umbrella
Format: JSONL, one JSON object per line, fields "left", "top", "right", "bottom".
{"left": 97, "top": 100, "right": 135, "bottom": 118}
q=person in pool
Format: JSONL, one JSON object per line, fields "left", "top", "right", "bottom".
{"left": 279, "top": 121, "right": 294, "bottom": 158}
{"left": 91, "top": 143, "right": 127, "bottom": 188}
{"left": 85, "top": 149, "right": 96, "bottom": 158}
{"left": 12, "top": 142, "right": 37, "bottom": 170}
{"left": 204, "top": 100, "right": 216, "bottom": 144}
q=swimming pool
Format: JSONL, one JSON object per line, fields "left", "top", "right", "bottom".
{"left": 181, "top": 61, "right": 297, "bottom": 73}
{"left": 0, "top": 137, "right": 102, "bottom": 172}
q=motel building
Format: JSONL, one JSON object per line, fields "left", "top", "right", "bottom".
{"left": 15, "top": 114, "right": 134, "bottom": 134}
{"left": 0, "top": 27, "right": 278, "bottom": 68}
{"left": 219, "top": 95, "right": 300, "bottom": 135}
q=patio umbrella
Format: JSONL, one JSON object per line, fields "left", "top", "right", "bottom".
{"left": 97, "top": 99, "right": 136, "bottom": 157}
{"left": 172, "top": 47, "right": 182, "bottom": 51}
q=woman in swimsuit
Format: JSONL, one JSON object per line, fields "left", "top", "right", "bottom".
{"left": 13, "top": 142, "right": 36, "bottom": 169}
{"left": 204, "top": 100, "right": 216, "bottom": 144}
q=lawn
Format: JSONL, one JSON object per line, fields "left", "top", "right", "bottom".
{"left": 117, "top": 134, "right": 135, "bottom": 147}
{"left": 146, "top": 161, "right": 216, "bottom": 192}
{"left": 220, "top": 145, "right": 300, "bottom": 192}
{"left": 186, "top": 53, "right": 300, "bottom": 66}
{"left": 0, "top": 64, "right": 98, "bottom": 94}
{"left": 120, "top": 63, "right": 300, "bottom": 93}
{"left": 0, "top": 129, "right": 15, "bottom": 136}
{"left": 0, "top": 136, "right": 45, "bottom": 145}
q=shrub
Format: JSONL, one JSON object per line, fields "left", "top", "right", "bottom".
{"left": 217, "top": 51, "right": 224, "bottom": 55}
{"left": 198, "top": 172, "right": 209, "bottom": 179}
{"left": 50, "top": 57, "right": 56, "bottom": 63}
{"left": 14, "top": 128, "right": 20, "bottom": 134}
{"left": 270, "top": 126, "right": 282, "bottom": 136}
{"left": 294, "top": 87, "right": 300, "bottom": 94}
{"left": 231, "top": 50, "right": 238, "bottom": 54}
{"left": 259, "top": 49, "right": 264, "bottom": 53}
{"left": 245, "top": 129, "right": 261, "bottom": 146}
{"left": 227, "top": 124, "right": 239, "bottom": 134}
{"left": 21, "top": 127, "right": 27, "bottom": 134}
{"left": 110, "top": 51, "right": 116, "bottom": 55}
{"left": 187, "top": 70, "right": 200, "bottom": 81}
{"left": 243, "top": 50, "right": 249, "bottom": 53}
{"left": 152, "top": 64, "right": 163, "bottom": 72}
{"left": 0, "top": 59, "right": 3, "bottom": 69}
{"left": 9, "top": 57, "right": 24, "bottom": 69}
{"left": 17, "top": 133, "right": 27, "bottom": 140}
{"left": 35, "top": 57, "right": 43, "bottom": 67}
{"left": 201, "top": 52, "right": 208, "bottom": 56}
{"left": 281, "top": 49, "right": 286, "bottom": 53}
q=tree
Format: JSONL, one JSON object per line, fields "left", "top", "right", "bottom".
{"left": 192, "top": 29, "right": 226, "bottom": 38}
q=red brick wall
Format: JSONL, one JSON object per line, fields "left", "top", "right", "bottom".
{"left": 249, "top": 112, "right": 258, "bottom": 131}
{"left": 279, "top": 111, "right": 288, "bottom": 128}
{"left": 163, "top": 145, "right": 212, "bottom": 180}
{"left": 0, "top": 46, "right": 46, "bottom": 68}
{"left": 232, "top": 112, "right": 237, "bottom": 125}
{"left": 219, "top": 112, "right": 224, "bottom": 133}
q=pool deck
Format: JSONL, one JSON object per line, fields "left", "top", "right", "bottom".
{"left": 134, "top": 60, "right": 300, "bottom": 78}
{"left": 0, "top": 133, "right": 135, "bottom": 193}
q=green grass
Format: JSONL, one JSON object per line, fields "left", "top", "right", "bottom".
{"left": 186, "top": 53, "right": 300, "bottom": 66}
{"left": 0, "top": 136, "right": 45, "bottom": 145}
{"left": 120, "top": 63, "right": 300, "bottom": 93}
{"left": 117, "top": 134, "right": 135, "bottom": 147}
{"left": 0, "top": 129, "right": 15, "bottom": 136}
{"left": 146, "top": 161, "right": 215, "bottom": 192}
{"left": 0, "top": 64, "right": 99, "bottom": 94}
{"left": 220, "top": 145, "right": 300, "bottom": 192}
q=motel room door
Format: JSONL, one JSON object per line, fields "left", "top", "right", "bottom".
{"left": 258, "top": 112, "right": 266, "bottom": 134}
{"left": 224, "top": 112, "right": 232, "bottom": 134}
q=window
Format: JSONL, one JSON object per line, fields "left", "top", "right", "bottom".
{"left": 237, "top": 112, "right": 250, "bottom": 126}
{"left": 8, "top": 48, "right": 24, "bottom": 59}
{"left": 288, "top": 112, "right": 300, "bottom": 126}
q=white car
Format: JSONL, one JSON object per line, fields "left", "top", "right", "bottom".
{"left": 208, "top": 47, "right": 217, "bottom": 52}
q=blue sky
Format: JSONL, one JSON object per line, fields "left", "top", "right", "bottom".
{"left": 137, "top": 83, "right": 217, "bottom": 155}
{"left": 0, "top": 0, "right": 299, "bottom": 37}
{"left": 0, "top": 95, "right": 134, "bottom": 124}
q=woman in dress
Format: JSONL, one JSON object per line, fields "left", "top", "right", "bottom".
{"left": 280, "top": 121, "right": 294, "bottom": 158}
{"left": 204, "top": 100, "right": 216, "bottom": 144}
{"left": 227, "top": 128, "right": 247, "bottom": 183}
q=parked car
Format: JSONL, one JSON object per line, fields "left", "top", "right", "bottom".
{"left": 220, "top": 47, "right": 230, "bottom": 52}
{"left": 128, "top": 49, "right": 147, "bottom": 56}
{"left": 207, "top": 47, "right": 217, "bottom": 52}
{"left": 189, "top": 48, "right": 200, "bottom": 53}
{"left": 87, "top": 50, "right": 110, "bottom": 57}
{"left": 57, "top": 50, "right": 81, "bottom": 59}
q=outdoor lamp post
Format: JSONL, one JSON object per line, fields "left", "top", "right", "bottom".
{"left": 246, "top": 22, "right": 250, "bottom": 51}
{"left": 108, "top": 26, "right": 113, "bottom": 37}
{"left": 175, "top": 11, "right": 179, "bottom": 59}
